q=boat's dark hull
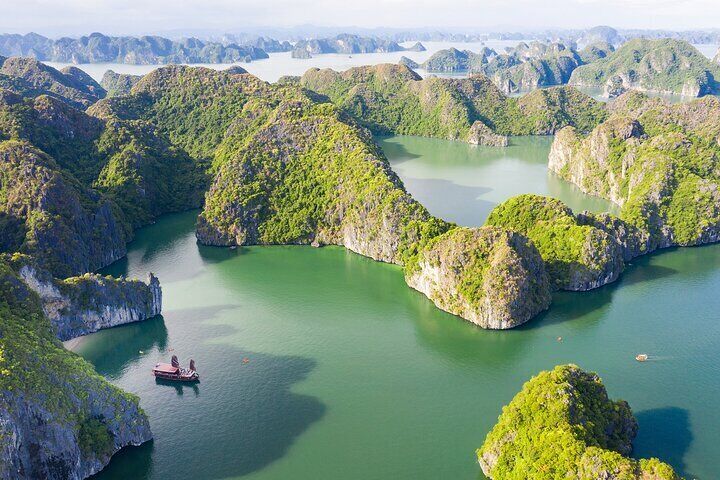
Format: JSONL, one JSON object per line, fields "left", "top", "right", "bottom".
{"left": 152, "top": 372, "right": 199, "bottom": 382}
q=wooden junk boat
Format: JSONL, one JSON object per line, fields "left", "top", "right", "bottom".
{"left": 152, "top": 355, "right": 199, "bottom": 382}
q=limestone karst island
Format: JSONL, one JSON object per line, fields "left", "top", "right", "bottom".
{"left": 2, "top": 0, "right": 720, "bottom": 478}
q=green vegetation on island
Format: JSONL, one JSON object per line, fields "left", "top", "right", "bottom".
{"left": 0, "top": 256, "right": 151, "bottom": 479}
{"left": 419, "top": 47, "right": 494, "bottom": 72}
{"left": 478, "top": 365, "right": 680, "bottom": 479}
{"left": 570, "top": 38, "right": 720, "bottom": 97}
{"left": 480, "top": 42, "right": 584, "bottom": 94}
{"left": 0, "top": 56, "right": 106, "bottom": 109}
{"left": 100, "top": 70, "right": 141, "bottom": 97}
{"left": 0, "top": 52, "right": 706, "bottom": 479}
{"left": 486, "top": 194, "right": 624, "bottom": 290}
{"left": 299, "top": 64, "right": 607, "bottom": 144}
{"left": 549, "top": 91, "right": 720, "bottom": 253}
{"left": 412, "top": 41, "right": 586, "bottom": 94}
{"left": 290, "top": 34, "right": 420, "bottom": 59}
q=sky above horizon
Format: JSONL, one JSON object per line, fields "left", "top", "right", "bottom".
{"left": 2, "top": 0, "right": 720, "bottom": 37}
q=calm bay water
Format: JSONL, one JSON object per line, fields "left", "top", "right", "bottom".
{"left": 381, "top": 135, "right": 616, "bottom": 225}
{"left": 74, "top": 136, "right": 720, "bottom": 479}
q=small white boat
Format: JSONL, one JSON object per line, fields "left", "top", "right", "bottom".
{"left": 635, "top": 354, "right": 648, "bottom": 362}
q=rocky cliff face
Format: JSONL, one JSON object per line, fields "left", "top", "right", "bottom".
{"left": 477, "top": 365, "right": 678, "bottom": 479}
{"left": 479, "top": 42, "right": 583, "bottom": 94}
{"left": 419, "top": 41, "right": 585, "bottom": 94}
{"left": 467, "top": 121, "right": 508, "bottom": 147}
{"left": 486, "top": 195, "right": 624, "bottom": 291}
{"left": 405, "top": 227, "right": 551, "bottom": 329}
{"left": 0, "top": 260, "right": 151, "bottom": 480}
{"left": 548, "top": 118, "right": 643, "bottom": 205}
{"left": 18, "top": 264, "right": 161, "bottom": 341}
{"left": 0, "top": 385, "right": 151, "bottom": 480}
{"left": 549, "top": 92, "right": 720, "bottom": 252}
{"left": 0, "top": 140, "right": 128, "bottom": 277}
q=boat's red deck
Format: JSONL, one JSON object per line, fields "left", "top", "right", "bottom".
{"left": 153, "top": 363, "right": 179, "bottom": 374}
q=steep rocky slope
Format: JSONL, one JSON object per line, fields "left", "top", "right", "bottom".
{"left": 16, "top": 259, "right": 161, "bottom": 341}
{"left": 486, "top": 195, "right": 624, "bottom": 290}
{"left": 549, "top": 92, "right": 720, "bottom": 253}
{"left": 477, "top": 365, "right": 679, "bottom": 479}
{"left": 405, "top": 227, "right": 551, "bottom": 328}
{"left": 481, "top": 42, "right": 584, "bottom": 94}
{"left": 0, "top": 56, "right": 105, "bottom": 109}
{"left": 416, "top": 42, "right": 585, "bottom": 94}
{"left": 570, "top": 38, "right": 720, "bottom": 97}
{"left": 0, "top": 140, "right": 127, "bottom": 277}
{"left": 0, "top": 76, "right": 205, "bottom": 250}
{"left": 0, "top": 259, "right": 151, "bottom": 479}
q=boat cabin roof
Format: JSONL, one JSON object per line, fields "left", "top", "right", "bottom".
{"left": 154, "top": 363, "right": 179, "bottom": 374}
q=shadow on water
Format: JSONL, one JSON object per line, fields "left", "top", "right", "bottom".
{"left": 153, "top": 377, "right": 201, "bottom": 396}
{"left": 197, "top": 243, "right": 251, "bottom": 264}
{"left": 89, "top": 441, "right": 155, "bottom": 479}
{"left": 520, "top": 284, "right": 615, "bottom": 331}
{"left": 618, "top": 259, "right": 678, "bottom": 289}
{"left": 520, "top": 246, "right": 687, "bottom": 332}
{"left": 375, "top": 135, "right": 421, "bottom": 166}
{"left": 91, "top": 301, "right": 327, "bottom": 480}
{"left": 400, "top": 177, "right": 495, "bottom": 226}
{"left": 149, "top": 347, "right": 326, "bottom": 480}
{"left": 406, "top": 287, "right": 535, "bottom": 367}
{"left": 70, "top": 316, "right": 169, "bottom": 379}
{"left": 634, "top": 407, "right": 693, "bottom": 478}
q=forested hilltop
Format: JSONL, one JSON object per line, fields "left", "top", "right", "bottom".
{"left": 569, "top": 38, "right": 720, "bottom": 97}
{"left": 299, "top": 63, "right": 606, "bottom": 144}
{"left": 478, "top": 365, "right": 679, "bottom": 479}
{"left": 0, "top": 55, "right": 711, "bottom": 478}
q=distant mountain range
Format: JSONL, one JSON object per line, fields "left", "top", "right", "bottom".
{"left": 0, "top": 32, "right": 270, "bottom": 64}
{"left": 0, "top": 32, "right": 425, "bottom": 64}
{"left": 291, "top": 34, "right": 425, "bottom": 59}
{"left": 2, "top": 26, "right": 720, "bottom": 66}
{"left": 401, "top": 38, "right": 720, "bottom": 97}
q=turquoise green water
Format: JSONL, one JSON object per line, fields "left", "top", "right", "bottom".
{"left": 381, "top": 135, "right": 616, "bottom": 225}
{"left": 74, "top": 137, "right": 720, "bottom": 479}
